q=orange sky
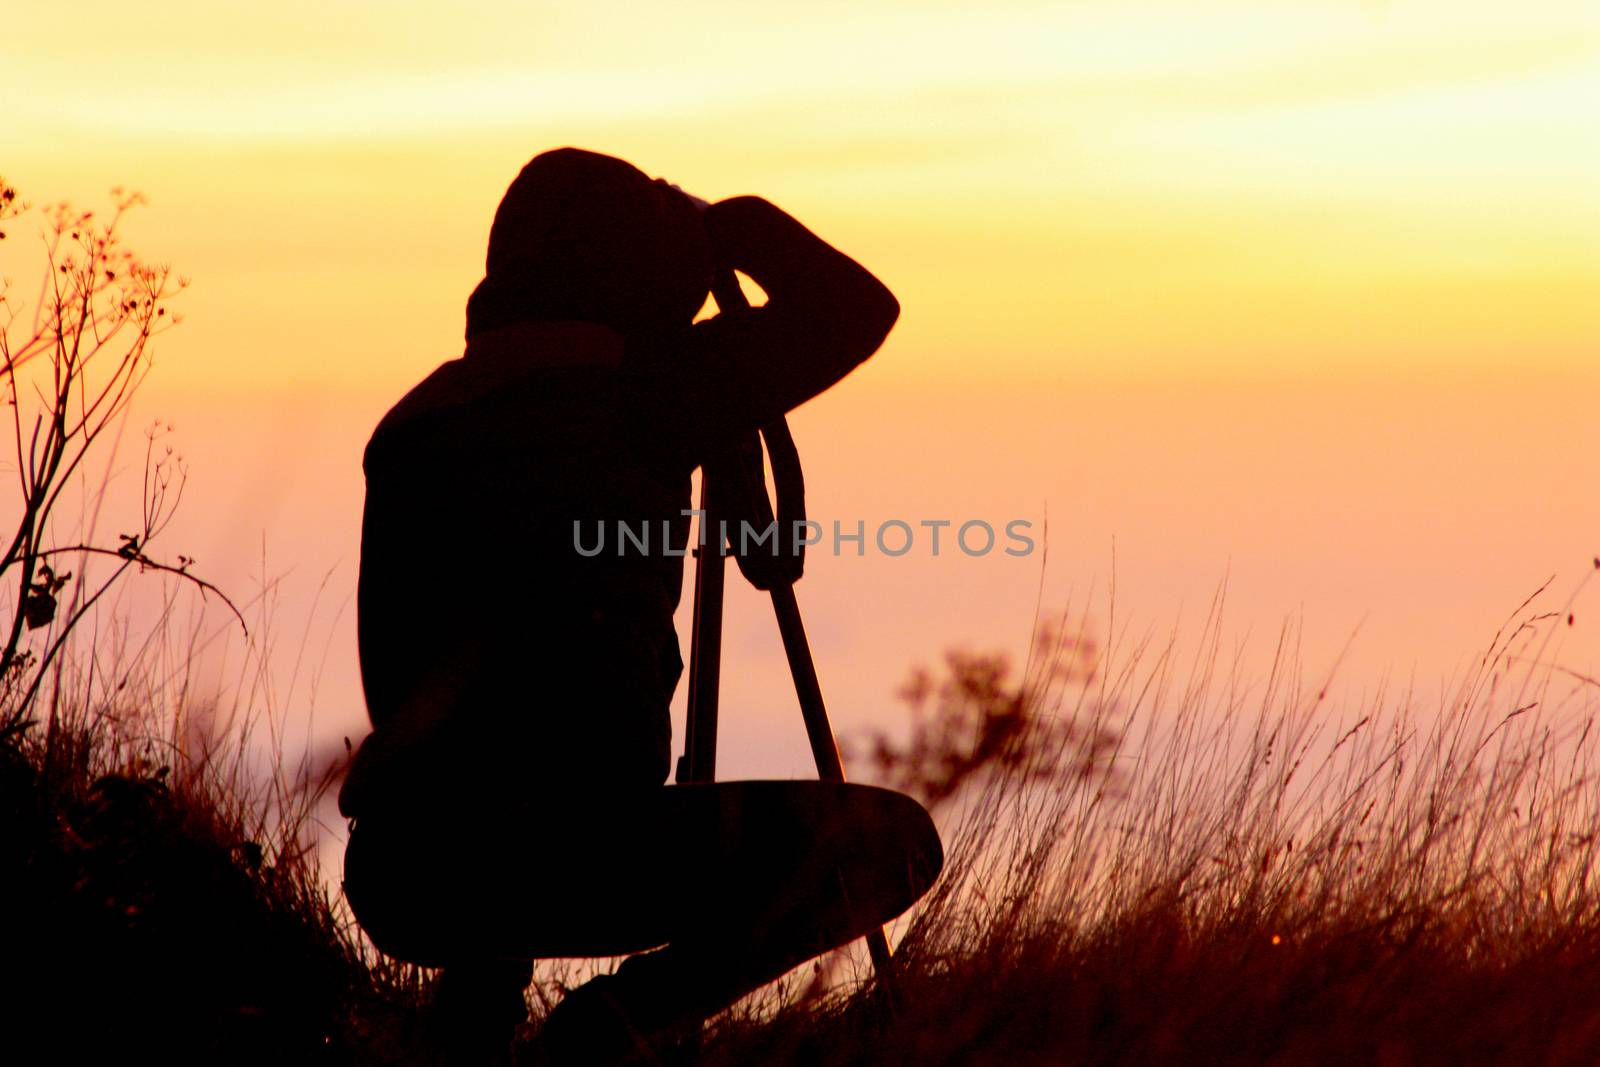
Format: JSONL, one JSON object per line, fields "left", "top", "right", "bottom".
{"left": 3, "top": 1, "right": 1597, "bottom": 776}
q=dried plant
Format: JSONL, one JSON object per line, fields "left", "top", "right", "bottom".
{"left": 0, "top": 179, "right": 239, "bottom": 738}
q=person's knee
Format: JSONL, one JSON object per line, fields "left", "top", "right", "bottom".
{"left": 839, "top": 786, "right": 944, "bottom": 922}
{"left": 902, "top": 795, "right": 944, "bottom": 899}
{"left": 885, "top": 790, "right": 944, "bottom": 912}
{"left": 344, "top": 820, "right": 459, "bottom": 967}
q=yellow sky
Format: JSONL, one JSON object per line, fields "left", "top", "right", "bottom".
{"left": 3, "top": 1, "right": 1597, "bottom": 774}
{"left": 5, "top": 1, "right": 1596, "bottom": 389}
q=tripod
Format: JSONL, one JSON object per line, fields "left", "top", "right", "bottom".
{"left": 674, "top": 268, "right": 898, "bottom": 995}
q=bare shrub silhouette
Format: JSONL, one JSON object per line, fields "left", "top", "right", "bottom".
{"left": 0, "top": 178, "right": 238, "bottom": 735}
{"left": 853, "top": 618, "right": 1111, "bottom": 811}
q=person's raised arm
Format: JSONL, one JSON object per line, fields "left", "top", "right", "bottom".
{"left": 643, "top": 195, "right": 899, "bottom": 468}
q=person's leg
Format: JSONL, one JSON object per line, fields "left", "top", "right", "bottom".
{"left": 343, "top": 799, "right": 679, "bottom": 962}
{"left": 428, "top": 957, "right": 536, "bottom": 1065}
{"left": 345, "top": 781, "right": 942, "bottom": 1059}
{"left": 344, "top": 809, "right": 665, "bottom": 1064}
{"left": 541, "top": 780, "right": 943, "bottom": 1051}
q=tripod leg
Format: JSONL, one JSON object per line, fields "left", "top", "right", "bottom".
{"left": 769, "top": 585, "right": 843, "bottom": 780}
{"left": 679, "top": 479, "right": 726, "bottom": 785}
{"left": 769, "top": 584, "right": 900, "bottom": 1007}
{"left": 687, "top": 264, "right": 903, "bottom": 999}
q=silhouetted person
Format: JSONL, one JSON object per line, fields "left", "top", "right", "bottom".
{"left": 339, "top": 147, "right": 942, "bottom": 1065}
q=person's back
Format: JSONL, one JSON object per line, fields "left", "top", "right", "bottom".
{"left": 340, "top": 147, "right": 937, "bottom": 1065}
{"left": 352, "top": 317, "right": 687, "bottom": 806}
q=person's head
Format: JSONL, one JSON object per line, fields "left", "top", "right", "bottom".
{"left": 464, "top": 147, "right": 712, "bottom": 341}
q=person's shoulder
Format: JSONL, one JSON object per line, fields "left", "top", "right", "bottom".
{"left": 375, "top": 358, "right": 475, "bottom": 430}
{"left": 362, "top": 358, "right": 473, "bottom": 470}
{"left": 363, "top": 321, "right": 633, "bottom": 473}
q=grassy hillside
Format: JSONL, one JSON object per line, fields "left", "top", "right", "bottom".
{"left": 6, "top": 573, "right": 1600, "bottom": 1065}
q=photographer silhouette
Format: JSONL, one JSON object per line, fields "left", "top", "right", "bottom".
{"left": 340, "top": 147, "right": 941, "bottom": 1065}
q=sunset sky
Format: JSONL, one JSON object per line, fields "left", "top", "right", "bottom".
{"left": 3, "top": 1, "right": 1597, "bottom": 778}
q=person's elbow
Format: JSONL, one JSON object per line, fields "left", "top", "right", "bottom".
{"left": 840, "top": 278, "right": 900, "bottom": 368}
{"left": 867, "top": 282, "right": 901, "bottom": 350}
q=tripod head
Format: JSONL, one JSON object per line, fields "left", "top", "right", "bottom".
{"left": 707, "top": 267, "right": 807, "bottom": 591}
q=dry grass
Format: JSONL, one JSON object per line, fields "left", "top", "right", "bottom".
{"left": 10, "top": 563, "right": 1600, "bottom": 1066}
{"left": 699, "top": 570, "right": 1600, "bottom": 1066}
{"left": 0, "top": 576, "right": 437, "bottom": 1064}
{"left": 9, "top": 568, "right": 1600, "bottom": 1064}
